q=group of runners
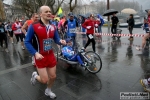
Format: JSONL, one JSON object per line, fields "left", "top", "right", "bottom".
{"left": 1, "top": 4, "right": 150, "bottom": 98}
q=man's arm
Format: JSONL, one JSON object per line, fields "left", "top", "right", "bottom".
{"left": 12, "top": 23, "right": 17, "bottom": 31}
{"left": 63, "top": 20, "right": 68, "bottom": 28}
{"left": 24, "top": 25, "right": 37, "bottom": 55}
{"left": 53, "top": 27, "right": 61, "bottom": 45}
{"left": 82, "top": 20, "right": 88, "bottom": 29}
{"left": 21, "top": 21, "right": 28, "bottom": 35}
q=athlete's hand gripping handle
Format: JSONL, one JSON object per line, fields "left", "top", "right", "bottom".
{"left": 60, "top": 39, "right": 66, "bottom": 45}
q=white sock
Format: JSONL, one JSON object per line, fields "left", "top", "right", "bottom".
{"left": 34, "top": 74, "right": 38, "bottom": 79}
{"left": 46, "top": 87, "right": 51, "bottom": 92}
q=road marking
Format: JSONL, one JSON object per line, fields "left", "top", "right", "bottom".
{"left": 0, "top": 63, "right": 32, "bottom": 76}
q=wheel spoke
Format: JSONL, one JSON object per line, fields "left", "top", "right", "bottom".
{"left": 84, "top": 51, "right": 102, "bottom": 73}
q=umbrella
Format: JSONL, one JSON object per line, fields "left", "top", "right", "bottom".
{"left": 121, "top": 8, "right": 137, "bottom": 14}
{"left": 103, "top": 9, "right": 118, "bottom": 16}
{"left": 145, "top": 9, "right": 150, "bottom": 13}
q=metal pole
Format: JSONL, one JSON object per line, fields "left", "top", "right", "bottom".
{"left": 107, "top": 0, "right": 110, "bottom": 21}
{"left": 107, "top": 0, "right": 110, "bottom": 33}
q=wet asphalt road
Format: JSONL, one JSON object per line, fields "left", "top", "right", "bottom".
{"left": 0, "top": 27, "right": 149, "bottom": 100}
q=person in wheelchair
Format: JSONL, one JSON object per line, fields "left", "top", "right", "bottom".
{"left": 61, "top": 38, "right": 86, "bottom": 67}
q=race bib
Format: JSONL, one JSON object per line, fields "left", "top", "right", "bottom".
{"left": 43, "top": 38, "right": 52, "bottom": 51}
{"left": 69, "top": 28, "right": 76, "bottom": 33}
{"left": 88, "top": 34, "right": 93, "bottom": 39}
{"left": 16, "top": 29, "right": 21, "bottom": 33}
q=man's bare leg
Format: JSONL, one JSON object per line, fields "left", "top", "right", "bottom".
{"left": 47, "top": 66, "right": 56, "bottom": 88}
{"left": 136, "top": 33, "right": 149, "bottom": 51}
{"left": 44, "top": 66, "right": 56, "bottom": 99}
{"left": 36, "top": 67, "right": 49, "bottom": 84}
{"left": 142, "top": 34, "right": 149, "bottom": 49}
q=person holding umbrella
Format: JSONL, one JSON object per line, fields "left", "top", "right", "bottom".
{"left": 111, "top": 13, "right": 119, "bottom": 38}
{"left": 127, "top": 14, "right": 135, "bottom": 41}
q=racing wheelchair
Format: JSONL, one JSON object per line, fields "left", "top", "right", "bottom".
{"left": 53, "top": 40, "right": 102, "bottom": 74}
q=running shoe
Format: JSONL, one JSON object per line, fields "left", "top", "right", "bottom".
{"left": 45, "top": 88, "right": 56, "bottom": 99}
{"left": 140, "top": 79, "right": 150, "bottom": 92}
{"left": 30, "top": 71, "right": 38, "bottom": 86}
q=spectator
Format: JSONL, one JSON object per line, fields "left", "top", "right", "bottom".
{"left": 127, "top": 14, "right": 135, "bottom": 41}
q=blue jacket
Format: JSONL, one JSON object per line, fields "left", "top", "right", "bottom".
{"left": 97, "top": 14, "right": 105, "bottom": 26}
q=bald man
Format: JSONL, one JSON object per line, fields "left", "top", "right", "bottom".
{"left": 25, "top": 6, "right": 66, "bottom": 99}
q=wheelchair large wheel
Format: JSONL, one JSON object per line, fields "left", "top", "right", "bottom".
{"left": 84, "top": 51, "right": 102, "bottom": 74}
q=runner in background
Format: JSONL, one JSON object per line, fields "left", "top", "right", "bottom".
{"left": 21, "top": 13, "right": 39, "bottom": 35}
{"left": 12, "top": 18, "right": 25, "bottom": 50}
{"left": 97, "top": 14, "right": 105, "bottom": 33}
{"left": 82, "top": 14, "right": 97, "bottom": 52}
{"left": 58, "top": 16, "right": 66, "bottom": 38}
{"left": 80, "top": 15, "right": 86, "bottom": 38}
{"left": 50, "top": 15, "right": 58, "bottom": 29}
{"left": 63, "top": 12, "right": 79, "bottom": 49}
{"left": 95, "top": 17, "right": 100, "bottom": 33}
{"left": 21, "top": 13, "right": 39, "bottom": 65}
{"left": 0, "top": 21, "right": 9, "bottom": 52}
{"left": 6, "top": 22, "right": 14, "bottom": 43}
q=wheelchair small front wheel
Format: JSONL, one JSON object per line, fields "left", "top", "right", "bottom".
{"left": 84, "top": 51, "right": 102, "bottom": 74}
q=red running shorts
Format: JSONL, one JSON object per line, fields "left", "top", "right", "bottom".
{"left": 34, "top": 51, "right": 57, "bottom": 68}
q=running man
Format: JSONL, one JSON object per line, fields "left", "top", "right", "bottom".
{"left": 12, "top": 18, "right": 25, "bottom": 49}
{"left": 7, "top": 22, "right": 14, "bottom": 43}
{"left": 63, "top": 12, "right": 79, "bottom": 48}
{"left": 21, "top": 13, "right": 39, "bottom": 35}
{"left": 22, "top": 13, "right": 39, "bottom": 65}
{"left": 82, "top": 14, "right": 98, "bottom": 52}
{"left": 25, "top": 6, "right": 66, "bottom": 99}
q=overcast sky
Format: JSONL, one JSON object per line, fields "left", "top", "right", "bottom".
{"left": 3, "top": 0, "right": 150, "bottom": 10}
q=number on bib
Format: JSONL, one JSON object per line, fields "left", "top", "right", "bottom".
{"left": 88, "top": 34, "right": 93, "bottom": 39}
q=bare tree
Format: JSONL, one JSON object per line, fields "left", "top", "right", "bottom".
{"left": 0, "top": 0, "right": 6, "bottom": 20}
{"left": 69, "top": 0, "right": 77, "bottom": 12}
{"left": 110, "top": 0, "right": 140, "bottom": 12}
{"left": 12, "top": 0, "right": 65, "bottom": 18}
{"left": 96, "top": 1, "right": 106, "bottom": 14}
